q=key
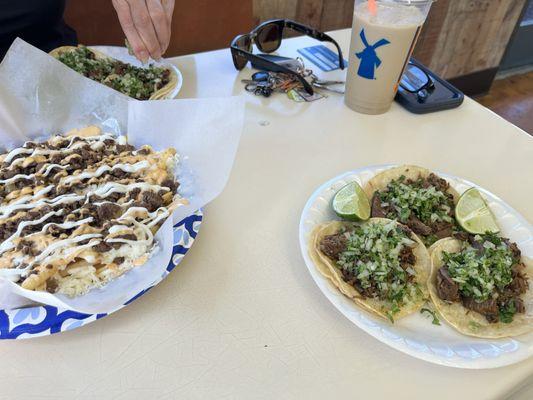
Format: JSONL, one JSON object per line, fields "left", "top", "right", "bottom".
{"left": 252, "top": 71, "right": 270, "bottom": 82}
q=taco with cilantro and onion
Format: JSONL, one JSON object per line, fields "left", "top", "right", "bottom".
{"left": 364, "top": 165, "right": 460, "bottom": 247}
{"left": 429, "top": 233, "right": 533, "bottom": 338}
{"left": 309, "top": 218, "right": 431, "bottom": 322}
{"left": 50, "top": 45, "right": 178, "bottom": 100}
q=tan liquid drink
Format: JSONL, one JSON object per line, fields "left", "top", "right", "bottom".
{"left": 345, "top": 0, "right": 433, "bottom": 114}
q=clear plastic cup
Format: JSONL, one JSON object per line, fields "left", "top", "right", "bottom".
{"left": 344, "top": 0, "right": 434, "bottom": 114}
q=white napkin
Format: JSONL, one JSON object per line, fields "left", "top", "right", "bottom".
{"left": 0, "top": 39, "right": 244, "bottom": 313}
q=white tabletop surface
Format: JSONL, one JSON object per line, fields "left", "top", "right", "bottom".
{"left": 1, "top": 30, "right": 532, "bottom": 400}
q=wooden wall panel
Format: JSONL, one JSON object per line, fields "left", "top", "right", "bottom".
{"left": 65, "top": 0, "right": 254, "bottom": 57}
{"left": 254, "top": 0, "right": 299, "bottom": 23}
{"left": 253, "top": 0, "right": 353, "bottom": 30}
{"left": 320, "top": 0, "right": 354, "bottom": 31}
{"left": 424, "top": 0, "right": 527, "bottom": 78}
{"left": 253, "top": 0, "right": 527, "bottom": 80}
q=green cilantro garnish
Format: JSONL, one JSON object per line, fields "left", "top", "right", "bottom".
{"left": 468, "top": 321, "right": 481, "bottom": 331}
{"left": 57, "top": 46, "right": 169, "bottom": 100}
{"left": 444, "top": 234, "right": 517, "bottom": 302}
{"left": 499, "top": 300, "right": 517, "bottom": 324}
{"left": 379, "top": 175, "right": 454, "bottom": 231}
{"left": 420, "top": 307, "right": 441, "bottom": 325}
{"left": 336, "top": 221, "right": 420, "bottom": 320}
{"left": 444, "top": 233, "right": 522, "bottom": 323}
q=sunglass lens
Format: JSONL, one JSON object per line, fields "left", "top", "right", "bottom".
{"left": 232, "top": 36, "right": 252, "bottom": 70}
{"left": 401, "top": 65, "right": 429, "bottom": 92}
{"left": 256, "top": 24, "right": 282, "bottom": 53}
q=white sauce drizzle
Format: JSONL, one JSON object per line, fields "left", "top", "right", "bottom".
{"left": 0, "top": 210, "right": 64, "bottom": 254}
{"left": 3, "top": 147, "right": 33, "bottom": 164}
{"left": 0, "top": 164, "right": 69, "bottom": 185}
{"left": 0, "top": 133, "right": 178, "bottom": 286}
{"left": 2, "top": 133, "right": 119, "bottom": 168}
{"left": 27, "top": 217, "right": 94, "bottom": 239}
{"left": 33, "top": 233, "right": 102, "bottom": 264}
{"left": 62, "top": 160, "right": 150, "bottom": 185}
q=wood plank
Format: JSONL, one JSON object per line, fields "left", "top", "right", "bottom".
{"left": 477, "top": 71, "right": 533, "bottom": 134}
{"left": 423, "top": 0, "right": 526, "bottom": 78}
{"left": 253, "top": 0, "right": 527, "bottom": 80}
{"left": 320, "top": 0, "right": 354, "bottom": 31}
{"left": 412, "top": 0, "right": 452, "bottom": 67}
{"left": 296, "top": 0, "right": 324, "bottom": 28}
{"left": 253, "top": 0, "right": 299, "bottom": 23}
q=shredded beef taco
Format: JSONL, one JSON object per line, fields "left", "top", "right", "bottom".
{"left": 364, "top": 165, "right": 460, "bottom": 247}
{"left": 309, "top": 218, "right": 431, "bottom": 322}
{"left": 50, "top": 45, "right": 178, "bottom": 100}
{"left": 428, "top": 234, "right": 533, "bottom": 338}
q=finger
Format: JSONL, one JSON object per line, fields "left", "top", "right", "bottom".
{"left": 161, "top": 0, "right": 175, "bottom": 52}
{"left": 112, "top": 0, "right": 150, "bottom": 62}
{"left": 128, "top": 0, "right": 163, "bottom": 60}
{"left": 146, "top": 0, "right": 169, "bottom": 55}
{"left": 161, "top": 0, "right": 175, "bottom": 27}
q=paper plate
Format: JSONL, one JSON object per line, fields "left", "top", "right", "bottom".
{"left": 0, "top": 211, "right": 202, "bottom": 339}
{"left": 299, "top": 165, "right": 533, "bottom": 369}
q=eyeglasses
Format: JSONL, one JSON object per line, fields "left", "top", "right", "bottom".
{"left": 231, "top": 19, "right": 345, "bottom": 95}
{"left": 399, "top": 62, "right": 435, "bottom": 102}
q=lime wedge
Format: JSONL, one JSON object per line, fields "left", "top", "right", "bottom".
{"left": 456, "top": 188, "right": 500, "bottom": 234}
{"left": 332, "top": 181, "right": 371, "bottom": 221}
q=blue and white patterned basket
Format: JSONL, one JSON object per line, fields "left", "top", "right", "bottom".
{"left": 0, "top": 210, "right": 203, "bottom": 340}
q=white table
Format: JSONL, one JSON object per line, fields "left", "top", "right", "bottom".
{"left": 1, "top": 29, "right": 532, "bottom": 400}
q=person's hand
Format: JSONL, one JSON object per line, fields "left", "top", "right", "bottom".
{"left": 112, "top": 0, "right": 175, "bottom": 63}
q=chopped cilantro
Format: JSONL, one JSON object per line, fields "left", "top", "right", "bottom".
{"left": 499, "top": 300, "right": 517, "bottom": 324}
{"left": 56, "top": 46, "right": 170, "bottom": 100}
{"left": 468, "top": 321, "right": 481, "bottom": 331}
{"left": 420, "top": 307, "right": 441, "bottom": 325}
{"left": 444, "top": 234, "right": 517, "bottom": 303}
{"left": 378, "top": 175, "right": 456, "bottom": 245}
{"left": 336, "top": 221, "right": 420, "bottom": 320}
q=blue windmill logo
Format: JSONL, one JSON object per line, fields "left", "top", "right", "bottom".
{"left": 356, "top": 29, "right": 390, "bottom": 80}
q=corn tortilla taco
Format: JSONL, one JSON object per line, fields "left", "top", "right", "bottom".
{"left": 50, "top": 45, "right": 178, "bottom": 100}
{"left": 429, "top": 234, "right": 533, "bottom": 338}
{"left": 309, "top": 218, "right": 431, "bottom": 322}
{"left": 364, "top": 165, "right": 460, "bottom": 247}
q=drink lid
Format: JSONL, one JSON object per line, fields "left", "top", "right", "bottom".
{"left": 382, "top": 0, "right": 435, "bottom": 4}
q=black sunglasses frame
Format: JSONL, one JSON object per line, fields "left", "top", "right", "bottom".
{"left": 250, "top": 19, "right": 345, "bottom": 70}
{"left": 230, "top": 35, "right": 314, "bottom": 95}
{"left": 231, "top": 19, "right": 346, "bottom": 96}
{"left": 400, "top": 62, "right": 435, "bottom": 94}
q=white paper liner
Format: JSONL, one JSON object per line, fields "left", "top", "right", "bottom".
{"left": 0, "top": 39, "right": 244, "bottom": 314}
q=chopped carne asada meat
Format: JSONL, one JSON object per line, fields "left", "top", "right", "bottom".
{"left": 319, "top": 222, "right": 422, "bottom": 321}
{"left": 371, "top": 173, "right": 456, "bottom": 245}
{"left": 406, "top": 214, "right": 432, "bottom": 236}
{"left": 462, "top": 297, "right": 499, "bottom": 323}
{"left": 371, "top": 193, "right": 388, "bottom": 218}
{"left": 436, "top": 267, "right": 460, "bottom": 302}
{"left": 438, "top": 233, "right": 528, "bottom": 324}
{"left": 399, "top": 246, "right": 416, "bottom": 266}
{"left": 319, "top": 233, "right": 347, "bottom": 261}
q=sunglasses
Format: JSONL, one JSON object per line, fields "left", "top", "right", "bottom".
{"left": 231, "top": 19, "right": 345, "bottom": 95}
{"left": 399, "top": 62, "right": 436, "bottom": 102}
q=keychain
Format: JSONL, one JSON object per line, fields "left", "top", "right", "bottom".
{"left": 240, "top": 58, "right": 338, "bottom": 100}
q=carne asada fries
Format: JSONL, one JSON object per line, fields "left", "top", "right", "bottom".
{"left": 50, "top": 45, "right": 178, "bottom": 100}
{"left": 309, "top": 219, "right": 431, "bottom": 322}
{"left": 364, "top": 165, "right": 460, "bottom": 246}
{"left": 429, "top": 235, "right": 533, "bottom": 338}
{"left": 0, "top": 126, "right": 188, "bottom": 297}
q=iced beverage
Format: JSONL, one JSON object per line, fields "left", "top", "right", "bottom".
{"left": 344, "top": 0, "right": 433, "bottom": 114}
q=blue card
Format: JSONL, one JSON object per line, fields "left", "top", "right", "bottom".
{"left": 297, "top": 45, "right": 347, "bottom": 72}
